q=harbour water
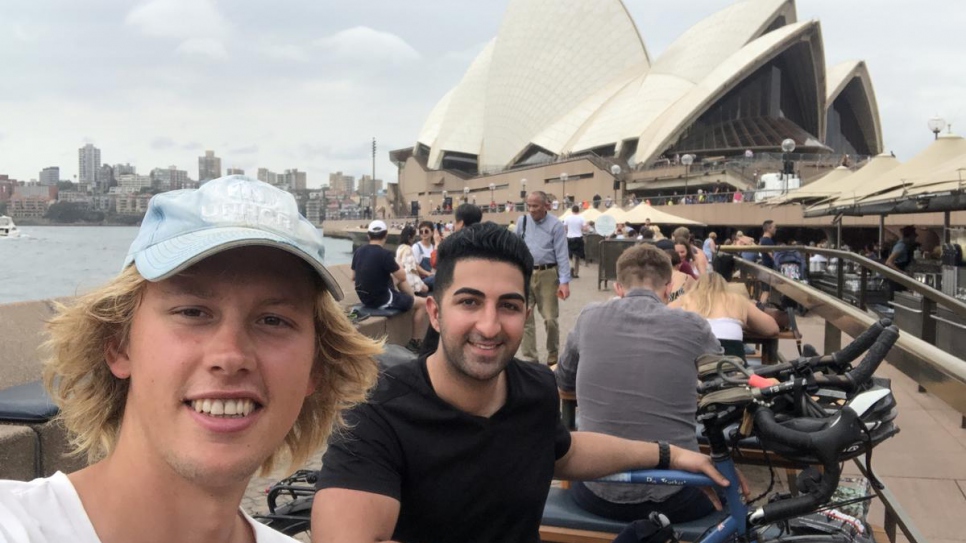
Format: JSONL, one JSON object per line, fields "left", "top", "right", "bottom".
{"left": 0, "top": 226, "right": 354, "bottom": 304}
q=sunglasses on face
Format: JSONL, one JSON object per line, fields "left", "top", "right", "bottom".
{"left": 420, "top": 229, "right": 432, "bottom": 234}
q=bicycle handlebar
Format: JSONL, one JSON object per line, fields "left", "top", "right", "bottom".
{"left": 754, "top": 318, "right": 891, "bottom": 380}
{"left": 750, "top": 407, "right": 857, "bottom": 525}
{"left": 810, "top": 324, "right": 899, "bottom": 392}
{"left": 745, "top": 324, "right": 899, "bottom": 525}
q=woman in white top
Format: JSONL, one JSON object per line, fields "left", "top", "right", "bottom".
{"left": 412, "top": 221, "right": 436, "bottom": 289}
{"left": 396, "top": 225, "right": 428, "bottom": 295}
{"left": 669, "top": 271, "right": 778, "bottom": 360}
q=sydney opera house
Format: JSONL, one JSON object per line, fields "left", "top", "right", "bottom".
{"left": 390, "top": 0, "right": 883, "bottom": 215}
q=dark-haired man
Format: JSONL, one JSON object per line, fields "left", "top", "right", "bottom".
{"left": 353, "top": 219, "right": 427, "bottom": 352}
{"left": 312, "top": 223, "right": 732, "bottom": 543}
{"left": 758, "top": 220, "right": 777, "bottom": 304}
{"left": 419, "top": 204, "right": 483, "bottom": 357}
{"left": 561, "top": 204, "right": 586, "bottom": 279}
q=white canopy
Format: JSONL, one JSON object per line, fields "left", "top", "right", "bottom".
{"left": 623, "top": 203, "right": 703, "bottom": 225}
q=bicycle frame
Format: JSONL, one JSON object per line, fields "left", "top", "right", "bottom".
{"left": 597, "top": 416, "right": 753, "bottom": 543}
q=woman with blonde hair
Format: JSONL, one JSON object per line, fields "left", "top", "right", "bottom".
{"left": 669, "top": 271, "right": 779, "bottom": 359}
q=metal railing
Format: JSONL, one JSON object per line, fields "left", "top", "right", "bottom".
{"left": 720, "top": 245, "right": 966, "bottom": 319}
{"left": 718, "top": 250, "right": 965, "bottom": 543}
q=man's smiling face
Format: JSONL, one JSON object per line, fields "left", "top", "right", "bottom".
{"left": 428, "top": 258, "right": 528, "bottom": 383}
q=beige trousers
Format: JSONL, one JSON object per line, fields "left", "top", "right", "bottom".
{"left": 522, "top": 267, "right": 560, "bottom": 365}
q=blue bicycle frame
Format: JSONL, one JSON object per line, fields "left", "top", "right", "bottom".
{"left": 598, "top": 456, "right": 749, "bottom": 543}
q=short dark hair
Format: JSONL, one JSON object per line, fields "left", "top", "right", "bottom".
{"left": 434, "top": 222, "right": 533, "bottom": 304}
{"left": 763, "top": 220, "right": 774, "bottom": 231}
{"left": 640, "top": 228, "right": 655, "bottom": 240}
{"left": 571, "top": 205, "right": 580, "bottom": 213}
{"left": 368, "top": 230, "right": 388, "bottom": 241}
{"left": 454, "top": 203, "right": 482, "bottom": 227}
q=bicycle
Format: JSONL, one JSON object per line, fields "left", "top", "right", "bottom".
{"left": 586, "top": 319, "right": 900, "bottom": 543}
{"left": 253, "top": 469, "right": 317, "bottom": 537}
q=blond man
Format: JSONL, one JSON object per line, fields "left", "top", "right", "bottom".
{"left": 0, "top": 176, "right": 381, "bottom": 543}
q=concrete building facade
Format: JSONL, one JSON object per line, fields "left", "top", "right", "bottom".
{"left": 39, "top": 167, "right": 59, "bottom": 186}
{"left": 198, "top": 150, "right": 222, "bottom": 183}
{"left": 78, "top": 144, "right": 100, "bottom": 186}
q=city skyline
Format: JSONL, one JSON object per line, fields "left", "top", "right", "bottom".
{"left": 0, "top": 1, "right": 962, "bottom": 187}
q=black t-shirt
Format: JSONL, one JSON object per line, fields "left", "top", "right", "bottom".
{"left": 316, "top": 357, "right": 572, "bottom": 543}
{"left": 760, "top": 235, "right": 776, "bottom": 269}
{"left": 352, "top": 244, "right": 399, "bottom": 307}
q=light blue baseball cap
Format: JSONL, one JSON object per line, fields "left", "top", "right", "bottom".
{"left": 123, "top": 175, "right": 343, "bottom": 300}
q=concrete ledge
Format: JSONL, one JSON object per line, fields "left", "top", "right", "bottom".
{"left": 0, "top": 298, "right": 62, "bottom": 388}
{"left": 0, "top": 424, "right": 38, "bottom": 481}
{"left": 34, "top": 419, "right": 86, "bottom": 477}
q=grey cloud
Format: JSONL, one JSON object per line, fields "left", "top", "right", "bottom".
{"left": 181, "top": 142, "right": 203, "bottom": 151}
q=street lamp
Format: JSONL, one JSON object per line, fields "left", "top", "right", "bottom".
{"left": 928, "top": 116, "right": 947, "bottom": 140}
{"left": 463, "top": 186, "right": 470, "bottom": 204}
{"left": 560, "top": 172, "right": 568, "bottom": 206}
{"left": 442, "top": 190, "right": 448, "bottom": 212}
{"left": 520, "top": 178, "right": 527, "bottom": 198}
{"left": 681, "top": 154, "right": 694, "bottom": 196}
{"left": 489, "top": 182, "right": 495, "bottom": 206}
{"left": 610, "top": 164, "right": 621, "bottom": 205}
{"left": 781, "top": 138, "right": 796, "bottom": 195}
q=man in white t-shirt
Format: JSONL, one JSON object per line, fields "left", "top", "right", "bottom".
{"left": 561, "top": 205, "right": 587, "bottom": 279}
{"left": 0, "top": 176, "right": 381, "bottom": 543}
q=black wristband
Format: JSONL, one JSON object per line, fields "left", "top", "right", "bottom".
{"left": 656, "top": 441, "right": 671, "bottom": 470}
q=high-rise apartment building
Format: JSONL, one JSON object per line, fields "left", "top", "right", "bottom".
{"left": 78, "top": 144, "right": 101, "bottom": 185}
{"left": 328, "top": 171, "right": 355, "bottom": 194}
{"left": 357, "top": 175, "right": 383, "bottom": 197}
{"left": 39, "top": 167, "right": 60, "bottom": 186}
{"left": 257, "top": 168, "right": 279, "bottom": 186}
{"left": 198, "top": 150, "right": 222, "bottom": 183}
{"left": 281, "top": 169, "right": 307, "bottom": 191}
{"left": 96, "top": 164, "right": 115, "bottom": 193}
{"left": 151, "top": 166, "right": 189, "bottom": 191}
{"left": 114, "top": 163, "right": 136, "bottom": 176}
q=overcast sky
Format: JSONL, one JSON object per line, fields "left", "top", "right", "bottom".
{"left": 1, "top": 0, "right": 963, "bottom": 188}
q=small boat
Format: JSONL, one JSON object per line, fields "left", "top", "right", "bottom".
{"left": 0, "top": 216, "right": 20, "bottom": 238}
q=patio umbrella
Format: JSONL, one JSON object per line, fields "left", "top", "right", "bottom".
{"left": 623, "top": 203, "right": 704, "bottom": 225}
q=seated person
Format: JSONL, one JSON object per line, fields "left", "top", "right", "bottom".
{"left": 656, "top": 239, "right": 696, "bottom": 302}
{"left": 670, "top": 271, "right": 779, "bottom": 360}
{"left": 0, "top": 176, "right": 381, "bottom": 542}
{"left": 556, "top": 244, "right": 726, "bottom": 523}
{"left": 395, "top": 225, "right": 428, "bottom": 295}
{"left": 353, "top": 219, "right": 427, "bottom": 352}
{"left": 313, "top": 223, "right": 734, "bottom": 543}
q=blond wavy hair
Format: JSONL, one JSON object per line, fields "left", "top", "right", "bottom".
{"left": 675, "top": 271, "right": 748, "bottom": 321}
{"left": 43, "top": 265, "right": 381, "bottom": 475}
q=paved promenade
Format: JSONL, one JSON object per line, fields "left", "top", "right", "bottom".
{"left": 243, "top": 269, "right": 966, "bottom": 543}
